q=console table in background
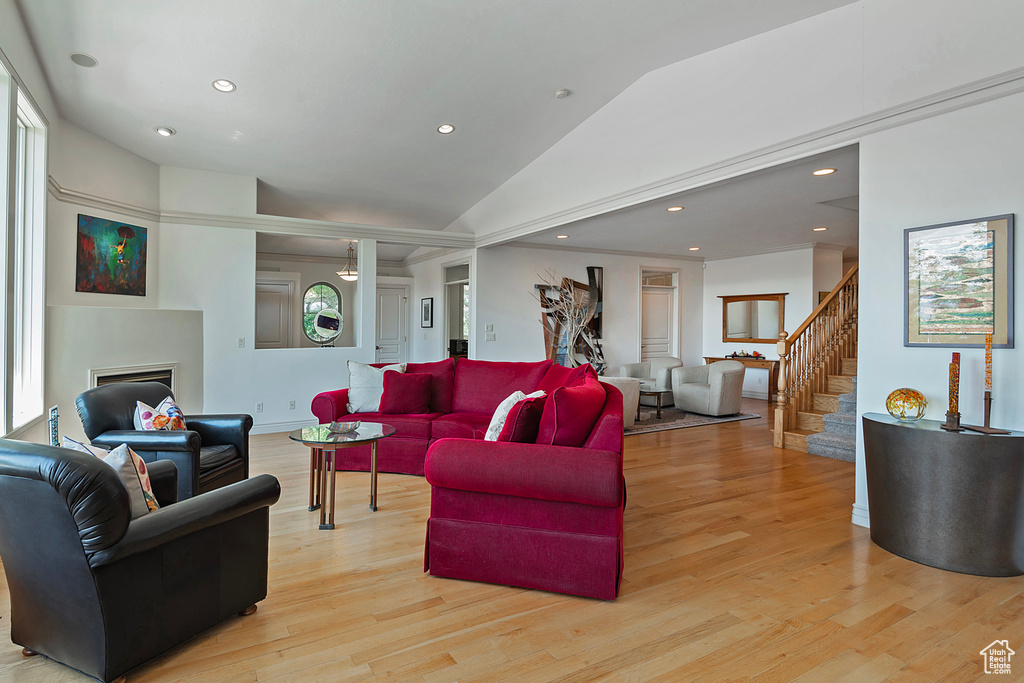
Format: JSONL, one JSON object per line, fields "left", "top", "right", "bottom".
{"left": 703, "top": 356, "right": 779, "bottom": 412}
{"left": 862, "top": 412, "right": 1024, "bottom": 576}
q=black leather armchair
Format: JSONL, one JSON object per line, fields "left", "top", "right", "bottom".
{"left": 76, "top": 382, "right": 252, "bottom": 500}
{"left": 0, "top": 438, "right": 280, "bottom": 683}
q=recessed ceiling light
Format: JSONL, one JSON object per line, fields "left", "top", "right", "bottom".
{"left": 212, "top": 79, "right": 236, "bottom": 92}
{"left": 666, "top": 206, "right": 684, "bottom": 212}
{"left": 437, "top": 124, "right": 455, "bottom": 134}
{"left": 154, "top": 126, "right": 176, "bottom": 137}
{"left": 688, "top": 247, "right": 700, "bottom": 251}
{"left": 69, "top": 52, "right": 98, "bottom": 68}
{"left": 813, "top": 168, "right": 836, "bottom": 176}
{"left": 813, "top": 226, "right": 828, "bottom": 232}
{"left": 556, "top": 234, "right": 569, "bottom": 239}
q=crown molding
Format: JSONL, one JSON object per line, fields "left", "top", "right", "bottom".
{"left": 47, "top": 177, "right": 161, "bottom": 222}
{"left": 254, "top": 251, "right": 402, "bottom": 272}
{"left": 47, "top": 177, "right": 475, "bottom": 249}
{"left": 401, "top": 247, "right": 471, "bottom": 267}
{"left": 473, "top": 65, "right": 1024, "bottom": 248}
{"left": 703, "top": 242, "right": 825, "bottom": 261}
{"left": 503, "top": 242, "right": 703, "bottom": 262}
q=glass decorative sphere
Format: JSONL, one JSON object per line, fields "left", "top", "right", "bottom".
{"left": 885, "top": 388, "right": 927, "bottom": 421}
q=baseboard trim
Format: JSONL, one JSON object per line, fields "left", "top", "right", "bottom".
{"left": 251, "top": 418, "right": 313, "bottom": 435}
{"left": 851, "top": 502, "right": 870, "bottom": 528}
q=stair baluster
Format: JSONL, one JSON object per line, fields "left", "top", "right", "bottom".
{"left": 775, "top": 265, "right": 859, "bottom": 451}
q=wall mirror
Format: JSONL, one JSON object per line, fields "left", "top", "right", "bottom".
{"left": 720, "top": 293, "right": 787, "bottom": 343}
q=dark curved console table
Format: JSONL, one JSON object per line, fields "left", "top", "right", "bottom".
{"left": 863, "top": 413, "right": 1024, "bottom": 576}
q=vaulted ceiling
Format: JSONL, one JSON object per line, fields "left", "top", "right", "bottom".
{"left": 17, "top": 0, "right": 857, "bottom": 254}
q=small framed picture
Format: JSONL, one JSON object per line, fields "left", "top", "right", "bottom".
{"left": 421, "top": 297, "right": 433, "bottom": 328}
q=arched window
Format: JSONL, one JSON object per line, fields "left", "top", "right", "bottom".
{"left": 302, "top": 282, "right": 343, "bottom": 343}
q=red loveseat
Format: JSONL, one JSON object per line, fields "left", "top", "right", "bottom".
{"left": 310, "top": 358, "right": 626, "bottom": 599}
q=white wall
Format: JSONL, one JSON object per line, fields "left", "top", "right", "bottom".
{"left": 856, "top": 90, "right": 1024, "bottom": 527}
{"left": 473, "top": 246, "right": 703, "bottom": 372}
{"left": 46, "top": 306, "right": 203, "bottom": 444}
{"left": 703, "top": 247, "right": 818, "bottom": 399}
{"left": 813, "top": 245, "right": 845, "bottom": 302}
{"left": 159, "top": 166, "right": 256, "bottom": 216}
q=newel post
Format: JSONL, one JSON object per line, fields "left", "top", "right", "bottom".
{"left": 774, "top": 331, "right": 789, "bottom": 448}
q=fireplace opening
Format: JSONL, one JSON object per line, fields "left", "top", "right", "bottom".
{"left": 91, "top": 363, "right": 176, "bottom": 391}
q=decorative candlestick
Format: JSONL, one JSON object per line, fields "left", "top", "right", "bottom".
{"left": 985, "top": 332, "right": 993, "bottom": 391}
{"left": 963, "top": 333, "right": 1010, "bottom": 434}
{"left": 949, "top": 352, "right": 960, "bottom": 413}
{"left": 942, "top": 351, "right": 963, "bottom": 431}
{"left": 983, "top": 332, "right": 997, "bottom": 429}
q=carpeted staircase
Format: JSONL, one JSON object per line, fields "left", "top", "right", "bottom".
{"left": 806, "top": 376, "right": 856, "bottom": 462}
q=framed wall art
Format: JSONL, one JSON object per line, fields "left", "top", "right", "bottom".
{"left": 421, "top": 297, "right": 433, "bottom": 328}
{"left": 904, "top": 214, "right": 1014, "bottom": 348}
{"left": 75, "top": 214, "right": 148, "bottom": 296}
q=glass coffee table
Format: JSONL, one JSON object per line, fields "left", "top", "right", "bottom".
{"left": 638, "top": 383, "right": 666, "bottom": 419}
{"left": 289, "top": 422, "right": 396, "bottom": 530}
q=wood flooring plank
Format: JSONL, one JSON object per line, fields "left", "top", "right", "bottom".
{"left": 1, "top": 397, "right": 1021, "bottom": 682}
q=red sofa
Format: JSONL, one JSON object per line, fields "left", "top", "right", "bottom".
{"left": 310, "top": 358, "right": 626, "bottom": 599}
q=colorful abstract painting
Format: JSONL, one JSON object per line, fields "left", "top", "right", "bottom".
{"left": 910, "top": 221, "right": 994, "bottom": 334}
{"left": 904, "top": 214, "right": 1014, "bottom": 348}
{"left": 75, "top": 214, "right": 147, "bottom": 296}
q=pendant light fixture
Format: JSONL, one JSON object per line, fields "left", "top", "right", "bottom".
{"left": 337, "top": 243, "right": 358, "bottom": 282}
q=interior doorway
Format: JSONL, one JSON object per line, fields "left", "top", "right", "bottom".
{"left": 255, "top": 273, "right": 299, "bottom": 349}
{"left": 444, "top": 263, "right": 470, "bottom": 359}
{"left": 375, "top": 286, "right": 409, "bottom": 363}
{"left": 639, "top": 269, "right": 678, "bottom": 361}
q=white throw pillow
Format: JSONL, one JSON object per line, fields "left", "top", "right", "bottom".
{"left": 347, "top": 361, "right": 407, "bottom": 413}
{"left": 62, "top": 437, "right": 160, "bottom": 518}
{"left": 484, "top": 390, "right": 546, "bottom": 442}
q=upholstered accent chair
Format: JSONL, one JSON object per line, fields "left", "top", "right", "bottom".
{"left": 619, "top": 357, "right": 683, "bottom": 408}
{"left": 671, "top": 360, "right": 746, "bottom": 416}
{"left": 76, "top": 382, "right": 252, "bottom": 500}
{"left": 0, "top": 438, "right": 280, "bottom": 683}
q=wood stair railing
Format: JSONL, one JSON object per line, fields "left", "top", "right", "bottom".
{"left": 774, "top": 264, "right": 859, "bottom": 449}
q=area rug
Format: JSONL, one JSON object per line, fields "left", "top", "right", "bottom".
{"left": 625, "top": 408, "right": 759, "bottom": 435}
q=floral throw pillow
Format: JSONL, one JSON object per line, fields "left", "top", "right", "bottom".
{"left": 62, "top": 437, "right": 160, "bottom": 517}
{"left": 134, "top": 396, "right": 186, "bottom": 431}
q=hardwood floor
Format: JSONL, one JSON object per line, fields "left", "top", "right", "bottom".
{"left": 2, "top": 398, "right": 1022, "bottom": 681}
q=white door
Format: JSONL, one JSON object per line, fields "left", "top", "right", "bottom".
{"left": 255, "top": 279, "right": 295, "bottom": 349}
{"left": 641, "top": 288, "right": 674, "bottom": 360}
{"left": 376, "top": 287, "right": 408, "bottom": 363}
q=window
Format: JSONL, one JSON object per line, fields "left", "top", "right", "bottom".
{"left": 0, "top": 57, "right": 47, "bottom": 435}
{"left": 302, "top": 282, "right": 343, "bottom": 343}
